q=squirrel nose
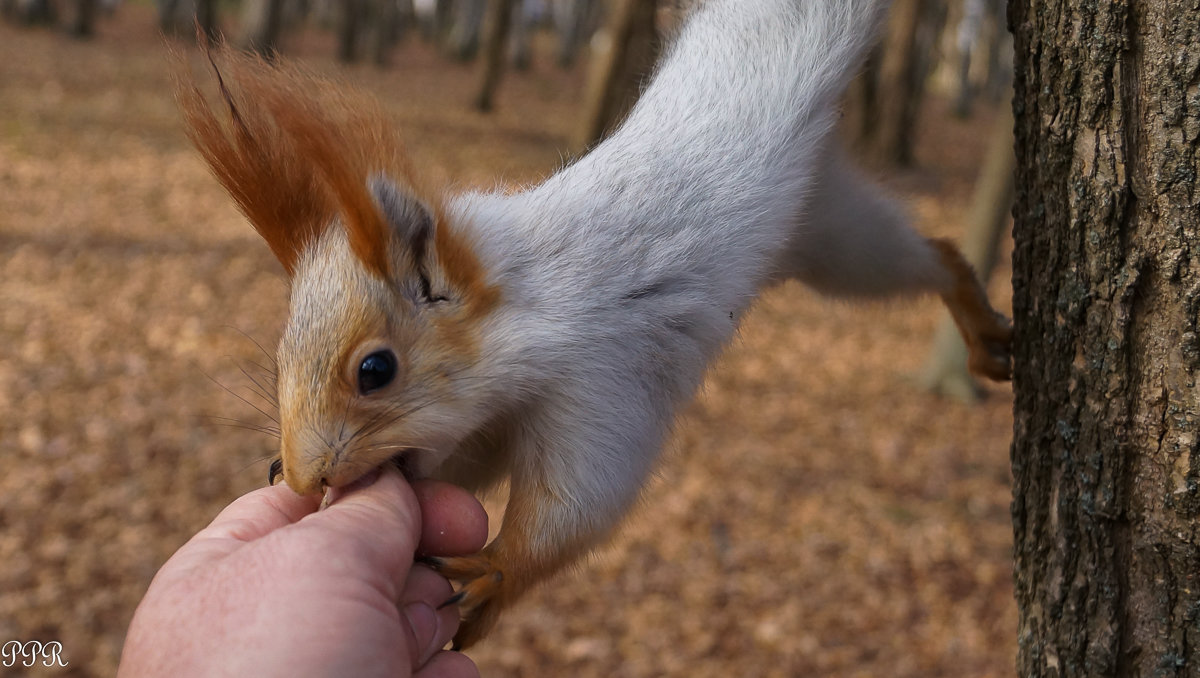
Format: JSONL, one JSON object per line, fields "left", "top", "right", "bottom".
{"left": 283, "top": 465, "right": 327, "bottom": 497}
{"left": 280, "top": 435, "right": 331, "bottom": 496}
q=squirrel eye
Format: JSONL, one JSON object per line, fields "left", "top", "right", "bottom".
{"left": 358, "top": 350, "right": 397, "bottom": 394}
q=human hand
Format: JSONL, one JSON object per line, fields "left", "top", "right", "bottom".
{"left": 118, "top": 468, "right": 488, "bottom": 677}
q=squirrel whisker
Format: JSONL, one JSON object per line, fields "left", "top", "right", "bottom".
{"left": 180, "top": 0, "right": 1013, "bottom": 648}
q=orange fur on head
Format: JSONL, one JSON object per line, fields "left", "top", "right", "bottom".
{"left": 176, "top": 41, "right": 424, "bottom": 279}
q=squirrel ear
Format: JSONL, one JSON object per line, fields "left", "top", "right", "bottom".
{"left": 370, "top": 175, "right": 500, "bottom": 316}
{"left": 370, "top": 176, "right": 434, "bottom": 260}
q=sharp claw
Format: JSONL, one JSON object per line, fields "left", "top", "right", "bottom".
{"left": 438, "top": 590, "right": 466, "bottom": 610}
{"left": 268, "top": 458, "right": 283, "bottom": 486}
{"left": 415, "top": 555, "right": 443, "bottom": 568}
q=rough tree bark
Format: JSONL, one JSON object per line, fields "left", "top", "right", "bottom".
{"left": 1010, "top": 0, "right": 1200, "bottom": 676}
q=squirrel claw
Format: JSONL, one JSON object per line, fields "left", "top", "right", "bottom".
{"left": 437, "top": 590, "right": 466, "bottom": 610}
{"left": 268, "top": 458, "right": 283, "bottom": 486}
{"left": 421, "top": 553, "right": 507, "bottom": 649}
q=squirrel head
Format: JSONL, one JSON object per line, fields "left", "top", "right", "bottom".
{"left": 179, "top": 46, "right": 499, "bottom": 495}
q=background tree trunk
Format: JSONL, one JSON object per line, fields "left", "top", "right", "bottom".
{"left": 336, "top": 0, "right": 367, "bottom": 63}
{"left": 157, "top": 0, "right": 216, "bottom": 39}
{"left": 445, "top": 0, "right": 484, "bottom": 60}
{"left": 848, "top": 0, "right": 944, "bottom": 166}
{"left": 367, "top": 0, "right": 406, "bottom": 67}
{"left": 430, "top": 0, "right": 453, "bottom": 40}
{"left": 240, "top": 0, "right": 284, "bottom": 57}
{"left": 195, "top": 0, "right": 218, "bottom": 42}
{"left": 951, "top": 0, "right": 985, "bottom": 117}
{"left": 14, "top": 0, "right": 56, "bottom": 25}
{"left": 472, "top": 0, "right": 516, "bottom": 112}
{"left": 873, "top": 0, "right": 929, "bottom": 165}
{"left": 554, "top": 0, "right": 603, "bottom": 68}
{"left": 571, "top": 0, "right": 658, "bottom": 152}
{"left": 67, "top": 0, "right": 96, "bottom": 37}
{"left": 1010, "top": 0, "right": 1200, "bottom": 675}
{"left": 919, "top": 100, "right": 1013, "bottom": 402}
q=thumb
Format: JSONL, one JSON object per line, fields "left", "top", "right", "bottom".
{"left": 300, "top": 468, "right": 423, "bottom": 593}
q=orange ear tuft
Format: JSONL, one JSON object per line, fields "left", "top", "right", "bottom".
{"left": 176, "top": 42, "right": 417, "bottom": 279}
{"left": 176, "top": 45, "right": 331, "bottom": 276}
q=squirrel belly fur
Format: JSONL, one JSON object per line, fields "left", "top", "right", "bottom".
{"left": 180, "top": 0, "right": 1011, "bottom": 648}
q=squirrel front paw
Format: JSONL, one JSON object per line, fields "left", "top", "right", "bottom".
{"left": 423, "top": 553, "right": 507, "bottom": 650}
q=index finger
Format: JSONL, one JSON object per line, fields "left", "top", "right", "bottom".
{"left": 291, "top": 468, "right": 423, "bottom": 593}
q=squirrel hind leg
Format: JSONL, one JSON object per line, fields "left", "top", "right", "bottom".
{"left": 780, "top": 150, "right": 1012, "bottom": 381}
{"left": 778, "top": 151, "right": 951, "bottom": 298}
{"left": 928, "top": 238, "right": 1013, "bottom": 381}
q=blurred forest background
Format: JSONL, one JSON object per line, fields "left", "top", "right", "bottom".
{"left": 1, "top": 0, "right": 1017, "bottom": 675}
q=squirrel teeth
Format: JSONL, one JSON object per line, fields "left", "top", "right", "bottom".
{"left": 319, "top": 483, "right": 334, "bottom": 511}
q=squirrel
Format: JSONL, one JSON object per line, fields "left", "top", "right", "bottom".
{"left": 178, "top": 0, "right": 1011, "bottom": 650}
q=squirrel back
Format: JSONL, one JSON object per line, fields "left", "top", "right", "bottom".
{"left": 179, "top": 0, "right": 1009, "bottom": 649}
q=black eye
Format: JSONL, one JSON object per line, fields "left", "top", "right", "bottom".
{"left": 358, "top": 350, "right": 397, "bottom": 394}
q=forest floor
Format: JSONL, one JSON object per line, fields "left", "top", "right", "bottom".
{"left": 0, "top": 5, "right": 1016, "bottom": 677}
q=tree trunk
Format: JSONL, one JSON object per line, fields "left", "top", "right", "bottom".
{"left": 368, "top": 0, "right": 405, "bottom": 67}
{"left": 16, "top": 0, "right": 56, "bottom": 25}
{"left": 852, "top": 0, "right": 943, "bottom": 166}
{"left": 158, "top": 0, "right": 215, "bottom": 39}
{"left": 445, "top": 0, "right": 484, "bottom": 60}
{"left": 67, "top": 0, "right": 95, "bottom": 37}
{"left": 919, "top": 100, "right": 1013, "bottom": 402}
{"left": 240, "top": 0, "right": 284, "bottom": 57}
{"left": 571, "top": 0, "right": 658, "bottom": 152}
{"left": 337, "top": 0, "right": 363, "bottom": 62}
{"left": 950, "top": 0, "right": 984, "bottom": 117}
{"left": 431, "top": 0, "right": 453, "bottom": 39}
{"left": 554, "top": 0, "right": 602, "bottom": 68}
{"left": 1010, "top": 0, "right": 1200, "bottom": 675}
{"left": 844, "top": 46, "right": 882, "bottom": 148}
{"left": 874, "top": 0, "right": 923, "bottom": 160}
{"left": 195, "top": 0, "right": 218, "bottom": 43}
{"left": 981, "top": 0, "right": 1009, "bottom": 102}
{"left": 472, "top": 0, "right": 516, "bottom": 112}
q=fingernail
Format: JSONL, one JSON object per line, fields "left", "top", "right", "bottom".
{"left": 403, "top": 601, "right": 439, "bottom": 662}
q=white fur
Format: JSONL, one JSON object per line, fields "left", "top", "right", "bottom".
{"left": 435, "top": 0, "right": 914, "bottom": 558}
{"left": 775, "top": 146, "right": 951, "bottom": 296}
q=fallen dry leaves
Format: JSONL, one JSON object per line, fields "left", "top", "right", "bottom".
{"left": 0, "top": 6, "right": 1015, "bottom": 677}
